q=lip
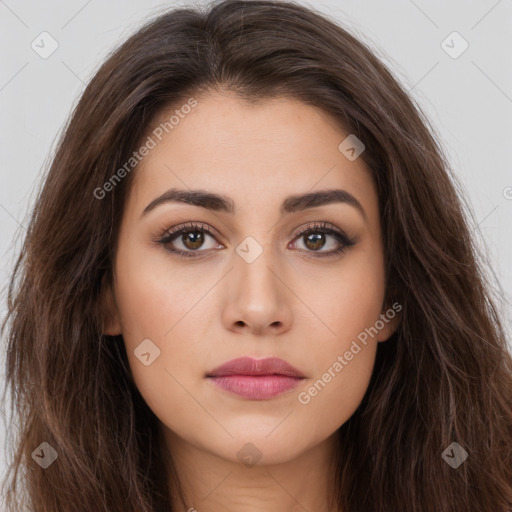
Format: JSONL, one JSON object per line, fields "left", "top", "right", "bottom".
{"left": 206, "top": 356, "right": 306, "bottom": 400}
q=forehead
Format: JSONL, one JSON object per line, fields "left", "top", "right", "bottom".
{"left": 125, "top": 92, "right": 378, "bottom": 222}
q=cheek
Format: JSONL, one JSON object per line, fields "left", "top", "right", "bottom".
{"left": 114, "top": 241, "right": 199, "bottom": 341}
{"left": 291, "top": 249, "right": 384, "bottom": 428}
{"left": 298, "top": 243, "right": 386, "bottom": 343}
{"left": 296, "top": 341, "right": 377, "bottom": 440}
{"left": 113, "top": 243, "right": 212, "bottom": 406}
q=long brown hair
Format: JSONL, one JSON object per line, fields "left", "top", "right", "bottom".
{"left": 2, "top": 1, "right": 511, "bottom": 510}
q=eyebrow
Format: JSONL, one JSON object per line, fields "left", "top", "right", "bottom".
{"left": 140, "top": 187, "right": 367, "bottom": 222}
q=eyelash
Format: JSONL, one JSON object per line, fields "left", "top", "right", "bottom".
{"left": 156, "top": 221, "right": 356, "bottom": 259}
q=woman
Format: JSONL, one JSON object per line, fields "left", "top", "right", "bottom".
{"left": 2, "top": 0, "right": 511, "bottom": 510}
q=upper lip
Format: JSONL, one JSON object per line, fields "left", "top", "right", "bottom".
{"left": 206, "top": 356, "right": 305, "bottom": 378}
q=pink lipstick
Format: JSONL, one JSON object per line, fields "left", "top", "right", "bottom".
{"left": 206, "top": 356, "right": 305, "bottom": 400}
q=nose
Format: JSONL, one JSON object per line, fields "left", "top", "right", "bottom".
{"left": 221, "top": 244, "right": 293, "bottom": 336}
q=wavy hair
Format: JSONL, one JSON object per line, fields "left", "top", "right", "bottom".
{"left": 2, "top": 1, "right": 512, "bottom": 510}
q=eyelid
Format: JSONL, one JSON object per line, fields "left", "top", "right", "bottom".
{"left": 294, "top": 221, "right": 347, "bottom": 239}
{"left": 160, "top": 221, "right": 219, "bottom": 239}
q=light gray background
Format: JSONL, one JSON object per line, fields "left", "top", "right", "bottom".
{"left": 1, "top": 0, "right": 511, "bottom": 500}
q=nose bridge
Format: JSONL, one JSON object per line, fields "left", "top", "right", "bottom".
{"left": 223, "top": 232, "right": 292, "bottom": 333}
{"left": 234, "top": 233, "right": 281, "bottom": 301}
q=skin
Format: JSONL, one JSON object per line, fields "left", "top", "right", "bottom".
{"left": 102, "top": 91, "right": 400, "bottom": 512}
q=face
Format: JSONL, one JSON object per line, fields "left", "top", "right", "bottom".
{"left": 103, "top": 91, "right": 399, "bottom": 466}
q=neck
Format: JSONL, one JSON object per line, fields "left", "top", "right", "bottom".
{"left": 161, "top": 427, "right": 341, "bottom": 512}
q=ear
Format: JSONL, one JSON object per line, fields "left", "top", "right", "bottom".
{"left": 376, "top": 301, "right": 402, "bottom": 343}
{"left": 98, "top": 273, "right": 122, "bottom": 336}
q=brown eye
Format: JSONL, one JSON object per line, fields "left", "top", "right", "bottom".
{"left": 291, "top": 222, "right": 356, "bottom": 257}
{"left": 180, "top": 230, "right": 206, "bottom": 250}
{"left": 157, "top": 222, "right": 222, "bottom": 258}
{"left": 303, "top": 232, "right": 327, "bottom": 251}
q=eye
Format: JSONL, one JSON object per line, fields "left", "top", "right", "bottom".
{"left": 156, "top": 221, "right": 221, "bottom": 258}
{"left": 289, "top": 221, "right": 356, "bottom": 258}
{"left": 156, "top": 221, "right": 356, "bottom": 258}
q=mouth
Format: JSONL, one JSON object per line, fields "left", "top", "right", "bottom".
{"left": 206, "top": 356, "right": 306, "bottom": 400}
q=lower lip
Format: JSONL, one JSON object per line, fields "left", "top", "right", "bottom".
{"left": 208, "top": 375, "right": 304, "bottom": 400}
